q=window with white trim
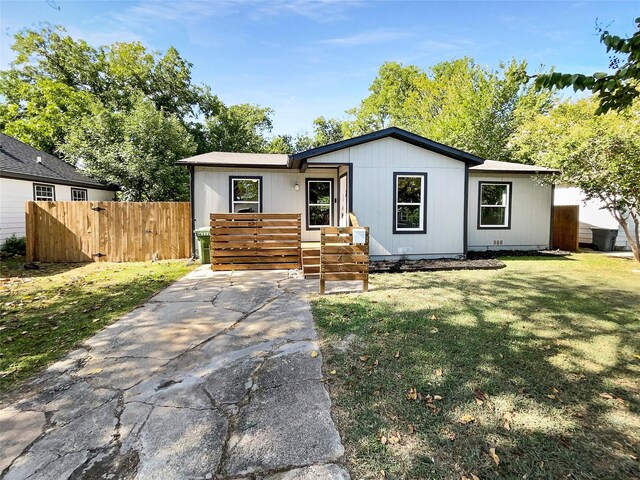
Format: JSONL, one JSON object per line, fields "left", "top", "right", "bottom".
{"left": 33, "top": 184, "right": 55, "bottom": 201}
{"left": 71, "top": 188, "right": 88, "bottom": 201}
{"left": 478, "top": 182, "right": 511, "bottom": 228}
{"left": 307, "top": 179, "right": 333, "bottom": 229}
{"left": 394, "top": 173, "right": 426, "bottom": 233}
{"left": 230, "top": 177, "right": 261, "bottom": 213}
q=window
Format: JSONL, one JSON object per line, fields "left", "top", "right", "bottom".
{"left": 230, "top": 177, "right": 261, "bottom": 213}
{"left": 33, "top": 183, "right": 55, "bottom": 201}
{"left": 71, "top": 188, "right": 88, "bottom": 201}
{"left": 394, "top": 173, "right": 426, "bottom": 233}
{"left": 478, "top": 182, "right": 511, "bottom": 228}
{"left": 306, "top": 179, "right": 333, "bottom": 229}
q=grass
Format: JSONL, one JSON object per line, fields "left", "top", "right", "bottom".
{"left": 0, "top": 257, "right": 195, "bottom": 394}
{"left": 312, "top": 254, "right": 640, "bottom": 480}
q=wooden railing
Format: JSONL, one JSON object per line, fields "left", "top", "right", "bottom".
{"left": 210, "top": 213, "right": 301, "bottom": 271}
{"left": 320, "top": 226, "right": 369, "bottom": 294}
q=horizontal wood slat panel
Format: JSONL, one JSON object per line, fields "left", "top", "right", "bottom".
{"left": 212, "top": 234, "right": 300, "bottom": 241}
{"left": 321, "top": 245, "right": 369, "bottom": 254}
{"left": 322, "top": 273, "right": 369, "bottom": 281}
{"left": 210, "top": 213, "right": 301, "bottom": 271}
{"left": 320, "top": 225, "right": 369, "bottom": 294}
{"left": 212, "top": 263, "right": 299, "bottom": 271}
{"left": 323, "top": 264, "right": 369, "bottom": 272}
{"left": 211, "top": 213, "right": 300, "bottom": 220}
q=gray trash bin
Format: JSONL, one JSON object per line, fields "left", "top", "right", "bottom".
{"left": 590, "top": 228, "right": 618, "bottom": 251}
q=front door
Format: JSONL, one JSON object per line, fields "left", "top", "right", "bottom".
{"left": 339, "top": 174, "right": 348, "bottom": 227}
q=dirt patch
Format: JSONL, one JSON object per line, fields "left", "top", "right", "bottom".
{"left": 466, "top": 249, "right": 571, "bottom": 259}
{"left": 369, "top": 258, "right": 505, "bottom": 274}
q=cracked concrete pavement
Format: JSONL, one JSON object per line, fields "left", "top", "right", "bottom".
{"left": 0, "top": 267, "right": 349, "bottom": 480}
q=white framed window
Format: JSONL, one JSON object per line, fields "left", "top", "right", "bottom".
{"left": 306, "top": 179, "right": 333, "bottom": 229}
{"left": 71, "top": 188, "right": 88, "bottom": 201}
{"left": 33, "top": 183, "right": 55, "bottom": 201}
{"left": 394, "top": 173, "right": 426, "bottom": 233}
{"left": 230, "top": 177, "right": 261, "bottom": 213}
{"left": 478, "top": 182, "right": 511, "bottom": 229}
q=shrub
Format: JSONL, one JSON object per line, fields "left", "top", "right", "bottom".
{"left": 0, "top": 235, "right": 26, "bottom": 256}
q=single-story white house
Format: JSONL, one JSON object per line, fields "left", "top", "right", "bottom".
{"left": 0, "top": 133, "right": 118, "bottom": 244}
{"left": 554, "top": 186, "right": 635, "bottom": 251}
{"left": 178, "top": 127, "right": 557, "bottom": 260}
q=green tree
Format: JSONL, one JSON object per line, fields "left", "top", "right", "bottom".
{"left": 340, "top": 59, "right": 553, "bottom": 161}
{"left": 534, "top": 17, "right": 640, "bottom": 114}
{"left": 510, "top": 98, "right": 640, "bottom": 261}
{"left": 201, "top": 104, "right": 274, "bottom": 153}
{"left": 59, "top": 97, "right": 196, "bottom": 201}
{"left": 0, "top": 25, "right": 275, "bottom": 199}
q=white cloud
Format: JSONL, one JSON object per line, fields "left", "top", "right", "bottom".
{"left": 319, "top": 28, "right": 412, "bottom": 46}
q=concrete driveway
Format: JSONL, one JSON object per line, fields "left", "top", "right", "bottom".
{"left": 0, "top": 267, "right": 349, "bottom": 480}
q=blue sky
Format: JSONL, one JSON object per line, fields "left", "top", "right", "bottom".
{"left": 0, "top": 1, "right": 636, "bottom": 135}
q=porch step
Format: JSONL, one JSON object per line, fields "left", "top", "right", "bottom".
{"left": 302, "top": 249, "right": 321, "bottom": 279}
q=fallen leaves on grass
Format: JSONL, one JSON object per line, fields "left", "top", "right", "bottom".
{"left": 459, "top": 414, "right": 476, "bottom": 425}
{"left": 488, "top": 447, "right": 500, "bottom": 466}
{"left": 599, "top": 392, "right": 626, "bottom": 406}
{"left": 406, "top": 387, "right": 418, "bottom": 401}
{"left": 503, "top": 411, "right": 513, "bottom": 430}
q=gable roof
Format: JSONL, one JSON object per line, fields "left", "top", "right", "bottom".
{"left": 0, "top": 133, "right": 117, "bottom": 191}
{"left": 291, "top": 127, "right": 485, "bottom": 166}
{"left": 176, "top": 151, "right": 289, "bottom": 167}
{"left": 470, "top": 159, "right": 558, "bottom": 174}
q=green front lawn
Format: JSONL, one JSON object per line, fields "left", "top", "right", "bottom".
{"left": 313, "top": 254, "right": 640, "bottom": 479}
{"left": 0, "top": 258, "right": 194, "bottom": 394}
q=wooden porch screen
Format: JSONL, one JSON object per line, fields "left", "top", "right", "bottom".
{"left": 210, "top": 213, "right": 301, "bottom": 271}
{"left": 320, "top": 226, "right": 369, "bottom": 294}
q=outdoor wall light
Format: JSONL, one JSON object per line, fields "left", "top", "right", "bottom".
{"left": 294, "top": 182, "right": 300, "bottom": 191}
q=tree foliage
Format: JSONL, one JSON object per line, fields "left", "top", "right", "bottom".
{"left": 0, "top": 25, "right": 274, "bottom": 200}
{"left": 336, "top": 59, "right": 553, "bottom": 161}
{"left": 510, "top": 97, "right": 640, "bottom": 261}
{"left": 534, "top": 17, "right": 640, "bottom": 114}
{"left": 59, "top": 96, "right": 196, "bottom": 201}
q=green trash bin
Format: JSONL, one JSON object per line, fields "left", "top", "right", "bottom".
{"left": 590, "top": 228, "right": 618, "bottom": 252}
{"left": 194, "top": 227, "right": 211, "bottom": 264}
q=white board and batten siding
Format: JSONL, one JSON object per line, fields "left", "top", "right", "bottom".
{"left": 0, "top": 177, "right": 116, "bottom": 243}
{"left": 554, "top": 186, "right": 634, "bottom": 250}
{"left": 308, "top": 137, "right": 467, "bottom": 259}
{"left": 467, "top": 173, "right": 553, "bottom": 251}
{"left": 193, "top": 167, "right": 337, "bottom": 242}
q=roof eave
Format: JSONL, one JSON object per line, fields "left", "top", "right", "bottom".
{"left": 291, "top": 127, "right": 485, "bottom": 166}
{"left": 0, "top": 171, "right": 120, "bottom": 191}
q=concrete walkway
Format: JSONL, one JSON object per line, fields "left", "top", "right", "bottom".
{"left": 0, "top": 267, "right": 349, "bottom": 480}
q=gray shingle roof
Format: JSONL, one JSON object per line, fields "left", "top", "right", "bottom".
{"left": 176, "top": 151, "right": 290, "bottom": 167}
{"left": 470, "top": 159, "right": 558, "bottom": 174}
{"left": 0, "top": 133, "right": 117, "bottom": 190}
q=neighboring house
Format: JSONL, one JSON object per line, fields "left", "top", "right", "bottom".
{"left": 178, "top": 127, "right": 557, "bottom": 260}
{"left": 0, "top": 133, "right": 118, "bottom": 244}
{"left": 555, "top": 185, "right": 635, "bottom": 251}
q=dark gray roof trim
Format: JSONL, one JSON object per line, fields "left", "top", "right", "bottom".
{"left": 291, "top": 127, "right": 485, "bottom": 166}
{"left": 0, "top": 133, "right": 118, "bottom": 191}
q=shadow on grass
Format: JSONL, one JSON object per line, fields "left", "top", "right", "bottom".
{"left": 0, "top": 264, "right": 188, "bottom": 395}
{"left": 0, "top": 256, "right": 85, "bottom": 278}
{"left": 313, "top": 266, "right": 640, "bottom": 479}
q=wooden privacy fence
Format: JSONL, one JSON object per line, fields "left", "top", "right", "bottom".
{"left": 26, "top": 201, "right": 191, "bottom": 262}
{"left": 320, "top": 226, "right": 369, "bottom": 294}
{"left": 210, "top": 213, "right": 301, "bottom": 271}
{"left": 553, "top": 205, "right": 580, "bottom": 251}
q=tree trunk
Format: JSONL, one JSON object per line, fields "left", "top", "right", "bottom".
{"left": 616, "top": 215, "right": 640, "bottom": 262}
